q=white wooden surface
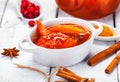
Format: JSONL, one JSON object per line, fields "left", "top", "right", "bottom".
{"left": 0, "top": 0, "right": 120, "bottom": 82}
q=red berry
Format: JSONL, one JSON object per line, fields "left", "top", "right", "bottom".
{"left": 28, "top": 6, "right": 35, "bottom": 13}
{"left": 35, "top": 5, "right": 40, "bottom": 11}
{"left": 21, "top": 1, "right": 28, "bottom": 8}
{"left": 23, "top": 10, "right": 29, "bottom": 18}
{"left": 28, "top": 20, "right": 35, "bottom": 27}
{"left": 27, "top": 2, "right": 35, "bottom": 8}
{"left": 28, "top": 13, "right": 33, "bottom": 18}
{"left": 34, "top": 10, "right": 40, "bottom": 17}
{"left": 20, "top": 7, "right": 25, "bottom": 13}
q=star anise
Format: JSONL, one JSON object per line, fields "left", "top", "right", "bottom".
{"left": 1, "top": 47, "right": 19, "bottom": 58}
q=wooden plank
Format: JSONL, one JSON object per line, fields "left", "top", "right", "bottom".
{"left": 115, "top": 6, "right": 120, "bottom": 82}
{"left": 40, "top": 0, "right": 57, "bottom": 20}
{"left": 0, "top": 0, "right": 8, "bottom": 27}
{"left": 0, "top": 0, "right": 22, "bottom": 28}
{"left": 0, "top": 0, "right": 57, "bottom": 82}
{"left": 115, "top": 6, "right": 120, "bottom": 28}
{"left": 51, "top": 8, "right": 118, "bottom": 82}
{"left": 0, "top": 0, "right": 8, "bottom": 19}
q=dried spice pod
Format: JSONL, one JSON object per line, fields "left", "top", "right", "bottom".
{"left": 1, "top": 47, "right": 19, "bottom": 58}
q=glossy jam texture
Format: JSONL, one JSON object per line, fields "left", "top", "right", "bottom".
{"left": 32, "top": 21, "right": 91, "bottom": 49}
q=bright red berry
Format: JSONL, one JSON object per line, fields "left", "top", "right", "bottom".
{"left": 21, "top": 1, "right": 28, "bottom": 8}
{"left": 27, "top": 2, "right": 35, "bottom": 8}
{"left": 23, "top": 10, "right": 29, "bottom": 18}
{"left": 28, "top": 20, "right": 35, "bottom": 27}
{"left": 20, "top": 7, "right": 25, "bottom": 13}
{"left": 34, "top": 10, "right": 40, "bottom": 17}
{"left": 28, "top": 6, "right": 35, "bottom": 13}
{"left": 35, "top": 5, "right": 40, "bottom": 11}
{"left": 28, "top": 13, "right": 33, "bottom": 18}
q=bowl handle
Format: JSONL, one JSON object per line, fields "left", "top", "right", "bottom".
{"left": 89, "top": 21, "right": 103, "bottom": 37}
{"left": 19, "top": 38, "right": 36, "bottom": 53}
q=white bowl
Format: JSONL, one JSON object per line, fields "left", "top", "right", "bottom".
{"left": 16, "top": 0, "right": 43, "bottom": 22}
{"left": 19, "top": 17, "right": 102, "bottom": 67}
{"left": 95, "top": 22, "right": 120, "bottom": 41}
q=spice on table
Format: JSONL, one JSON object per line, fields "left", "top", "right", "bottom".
{"left": 98, "top": 25, "right": 115, "bottom": 37}
{"left": 1, "top": 47, "right": 19, "bottom": 58}
{"left": 56, "top": 67, "right": 95, "bottom": 82}
{"left": 87, "top": 41, "right": 120, "bottom": 66}
{"left": 105, "top": 52, "right": 120, "bottom": 74}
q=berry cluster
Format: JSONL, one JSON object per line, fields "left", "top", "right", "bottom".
{"left": 20, "top": 0, "right": 40, "bottom": 19}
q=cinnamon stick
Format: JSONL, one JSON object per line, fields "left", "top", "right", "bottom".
{"left": 63, "top": 68, "right": 82, "bottom": 79}
{"left": 57, "top": 69, "right": 82, "bottom": 81}
{"left": 56, "top": 72, "right": 80, "bottom": 81}
{"left": 105, "top": 52, "right": 120, "bottom": 74}
{"left": 63, "top": 68, "right": 76, "bottom": 74}
{"left": 56, "top": 67, "right": 89, "bottom": 82}
{"left": 62, "top": 68, "right": 89, "bottom": 82}
{"left": 87, "top": 41, "right": 120, "bottom": 66}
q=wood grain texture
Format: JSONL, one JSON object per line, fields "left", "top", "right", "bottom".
{"left": 0, "top": 0, "right": 8, "bottom": 27}
{"left": 116, "top": 6, "right": 120, "bottom": 82}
